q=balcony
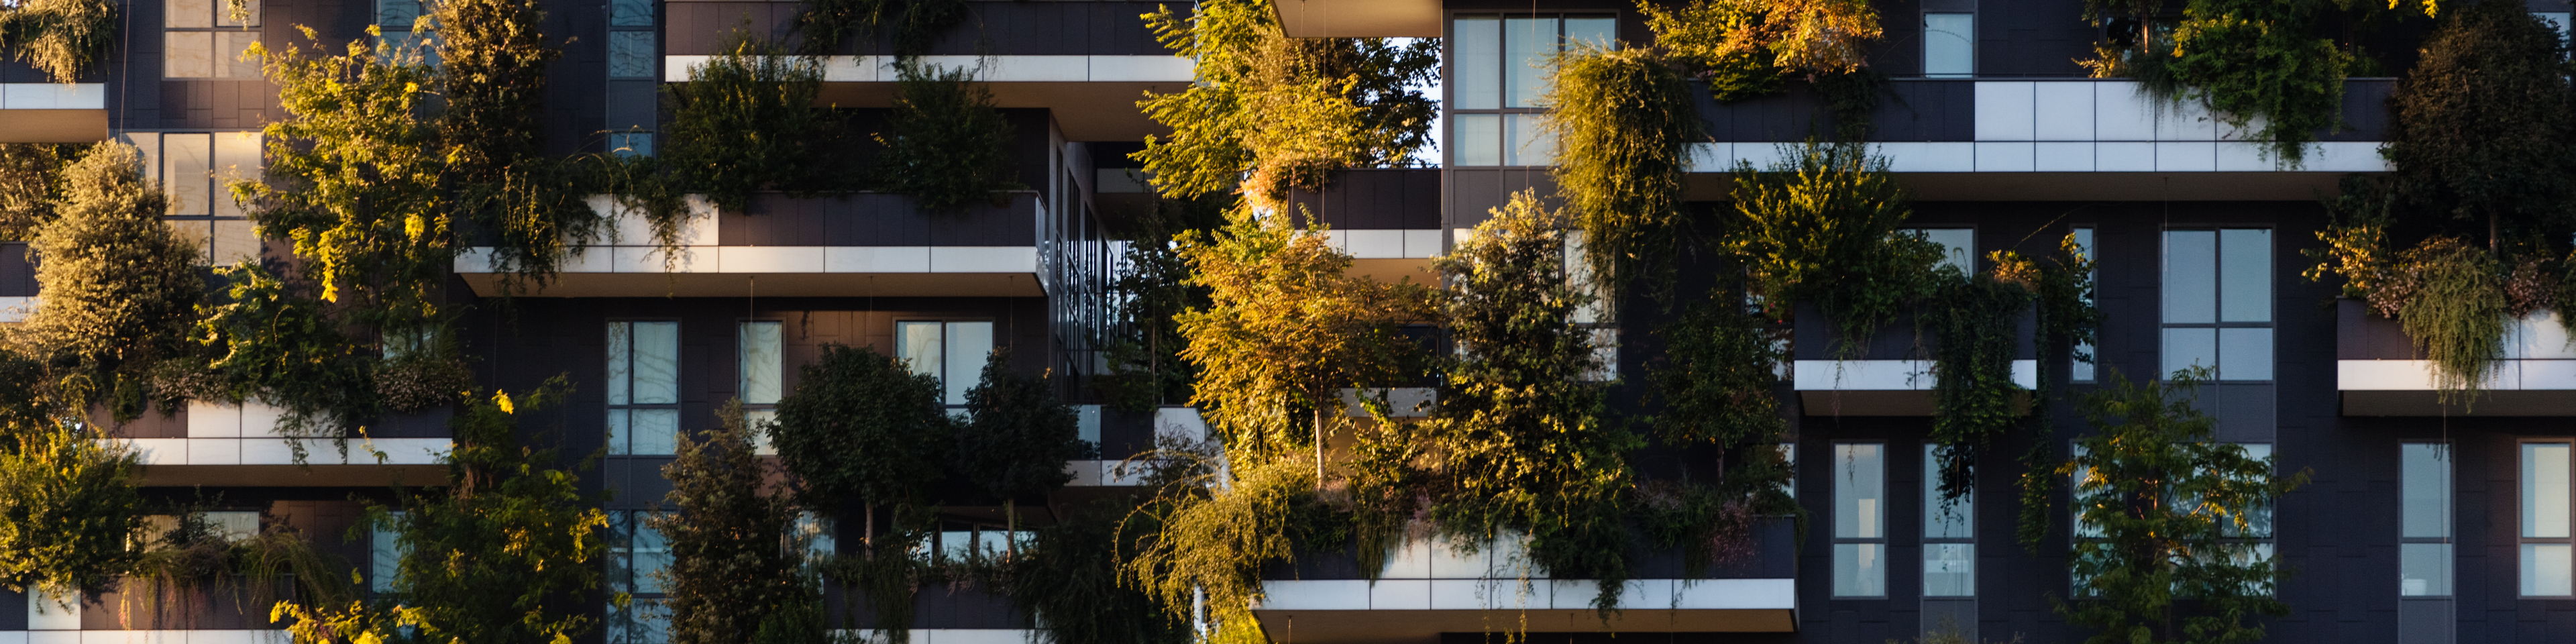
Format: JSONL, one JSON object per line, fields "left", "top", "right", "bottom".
{"left": 1686, "top": 79, "right": 2395, "bottom": 201}
{"left": 454, "top": 193, "right": 1045, "bottom": 299}
{"left": 661, "top": 1, "right": 1193, "bottom": 140}
{"left": 1270, "top": 0, "right": 1441, "bottom": 38}
{"left": 1789, "top": 303, "right": 2037, "bottom": 416}
{"left": 113, "top": 400, "right": 451, "bottom": 487}
{"left": 1252, "top": 519, "right": 1799, "bottom": 643}
{"left": 2337, "top": 300, "right": 2576, "bottom": 416}
{"left": 0, "top": 83, "right": 109, "bottom": 143}
{"left": 1279, "top": 168, "right": 1443, "bottom": 284}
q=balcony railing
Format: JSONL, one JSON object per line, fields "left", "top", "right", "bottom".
{"left": 2337, "top": 299, "right": 2576, "bottom": 416}
{"left": 1790, "top": 302, "right": 2037, "bottom": 416}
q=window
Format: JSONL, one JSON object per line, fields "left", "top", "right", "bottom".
{"left": 2161, "top": 229, "right": 2272, "bottom": 381}
{"left": 608, "top": 321, "right": 681, "bottom": 455}
{"left": 1910, "top": 227, "right": 1976, "bottom": 275}
{"left": 606, "top": 0, "right": 657, "bottom": 156}
{"left": 896, "top": 321, "right": 994, "bottom": 407}
{"left": 1923, "top": 445, "right": 1974, "bottom": 597}
{"left": 1922, "top": 13, "right": 1974, "bottom": 78}
{"left": 1561, "top": 231, "right": 1617, "bottom": 380}
{"left": 371, "top": 511, "right": 408, "bottom": 594}
{"left": 1833, "top": 443, "right": 1886, "bottom": 597}
{"left": 122, "top": 131, "right": 264, "bottom": 264}
{"left": 376, "top": 0, "right": 437, "bottom": 65}
{"left": 932, "top": 521, "right": 1034, "bottom": 562}
{"left": 2522, "top": 441, "right": 2572, "bottom": 596}
{"left": 2069, "top": 443, "right": 2102, "bottom": 595}
{"left": 2401, "top": 443, "right": 2452, "bottom": 597}
{"left": 795, "top": 512, "right": 836, "bottom": 561}
{"left": 739, "top": 321, "right": 782, "bottom": 453}
{"left": 608, "top": 0, "right": 656, "bottom": 78}
{"left": 1778, "top": 443, "right": 1797, "bottom": 499}
{"left": 1448, "top": 15, "right": 1615, "bottom": 166}
{"left": 607, "top": 511, "right": 670, "bottom": 644}
{"left": 165, "top": 0, "right": 260, "bottom": 78}
{"left": 2070, "top": 227, "right": 2097, "bottom": 382}
{"left": 2538, "top": 12, "right": 2570, "bottom": 46}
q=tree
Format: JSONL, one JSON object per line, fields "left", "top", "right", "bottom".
{"left": 769, "top": 343, "right": 951, "bottom": 537}
{"left": 0, "top": 143, "right": 78, "bottom": 239}
{"left": 652, "top": 400, "right": 820, "bottom": 644}
{"left": 1135, "top": 0, "right": 1436, "bottom": 203}
{"left": 276, "top": 381, "right": 613, "bottom": 644}
{"left": 2054, "top": 369, "right": 2308, "bottom": 644}
{"left": 1422, "top": 191, "right": 1639, "bottom": 611}
{"left": 0, "top": 0, "right": 119, "bottom": 83}
{"left": 662, "top": 39, "right": 838, "bottom": 215}
{"left": 16, "top": 142, "right": 205, "bottom": 417}
{"left": 436, "top": 0, "right": 604, "bottom": 293}
{"left": 876, "top": 61, "right": 1020, "bottom": 215}
{"left": 0, "top": 418, "right": 144, "bottom": 601}
{"left": 953, "top": 349, "right": 1087, "bottom": 541}
{"left": 1725, "top": 141, "right": 1945, "bottom": 358}
{"left": 244, "top": 29, "right": 447, "bottom": 325}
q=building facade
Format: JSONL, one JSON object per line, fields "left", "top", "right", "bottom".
{"left": 1, "top": 0, "right": 2573, "bottom": 642}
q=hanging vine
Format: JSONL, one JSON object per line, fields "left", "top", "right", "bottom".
{"left": 1546, "top": 45, "right": 1700, "bottom": 301}
{"left": 1922, "top": 271, "right": 2031, "bottom": 500}
{"left": 1642, "top": 0, "right": 1883, "bottom": 138}
{"left": 2078, "top": 0, "right": 2371, "bottom": 164}
{"left": 0, "top": 0, "right": 118, "bottom": 83}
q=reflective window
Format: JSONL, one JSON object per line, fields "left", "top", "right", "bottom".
{"left": 740, "top": 321, "right": 782, "bottom": 453}
{"left": 2161, "top": 229, "right": 2271, "bottom": 381}
{"left": 897, "top": 321, "right": 995, "bottom": 407}
{"left": 2070, "top": 227, "right": 2098, "bottom": 382}
{"left": 1923, "top": 445, "right": 1974, "bottom": 597}
{"left": 1448, "top": 14, "right": 1614, "bottom": 166}
{"left": 1833, "top": 443, "right": 1886, "bottom": 597}
{"left": 2524, "top": 441, "right": 2573, "bottom": 596}
{"left": 165, "top": 0, "right": 260, "bottom": 78}
{"left": 2401, "top": 443, "right": 2451, "bottom": 596}
{"left": 608, "top": 511, "right": 671, "bottom": 644}
{"left": 1923, "top": 13, "right": 1974, "bottom": 78}
{"left": 608, "top": 321, "right": 682, "bottom": 455}
{"left": 371, "top": 511, "right": 408, "bottom": 594}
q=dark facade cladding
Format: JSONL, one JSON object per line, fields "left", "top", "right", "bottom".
{"left": 8, "top": 0, "right": 2576, "bottom": 641}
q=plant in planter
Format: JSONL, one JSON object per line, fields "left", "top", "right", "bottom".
{"left": 15, "top": 143, "right": 207, "bottom": 420}
{"left": 0, "top": 0, "right": 119, "bottom": 83}
{"left": 0, "top": 417, "right": 145, "bottom": 601}
{"left": 769, "top": 343, "right": 949, "bottom": 642}
{"left": 875, "top": 60, "right": 1022, "bottom": 215}
{"left": 1725, "top": 140, "right": 1946, "bottom": 358}
{"left": 1643, "top": 0, "right": 1883, "bottom": 137}
{"left": 120, "top": 509, "right": 353, "bottom": 629}
{"left": 652, "top": 400, "right": 824, "bottom": 644}
{"left": 2078, "top": 0, "right": 2369, "bottom": 164}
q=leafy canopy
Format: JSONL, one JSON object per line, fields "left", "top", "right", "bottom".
{"left": 1136, "top": 0, "right": 1436, "bottom": 203}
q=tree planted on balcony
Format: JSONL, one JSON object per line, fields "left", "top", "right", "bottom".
{"left": 2306, "top": 1, "right": 2576, "bottom": 400}
{"left": 1099, "top": 195, "right": 1226, "bottom": 413}
{"left": 0, "top": 0, "right": 118, "bottom": 83}
{"left": 1724, "top": 140, "right": 1945, "bottom": 358}
{"left": 1643, "top": 0, "right": 1884, "bottom": 133}
{"left": 1546, "top": 44, "right": 1699, "bottom": 300}
{"left": 1423, "top": 191, "right": 1641, "bottom": 612}
{"left": 0, "top": 417, "right": 144, "bottom": 602}
{"left": 120, "top": 505, "right": 354, "bottom": 630}
{"left": 877, "top": 60, "right": 1023, "bottom": 215}
{"left": 437, "top": 0, "right": 608, "bottom": 294}
{"left": 1136, "top": 0, "right": 1437, "bottom": 205}
{"left": 953, "top": 349, "right": 1087, "bottom": 541}
{"left": 15, "top": 143, "right": 206, "bottom": 420}
{"left": 792, "top": 0, "right": 965, "bottom": 57}
{"left": 2050, "top": 368, "right": 2306, "bottom": 644}
{"left": 652, "top": 400, "right": 827, "bottom": 644}
{"left": 664, "top": 39, "right": 841, "bottom": 216}
{"left": 2077, "top": 0, "right": 2365, "bottom": 164}
{"left": 275, "top": 381, "right": 614, "bottom": 644}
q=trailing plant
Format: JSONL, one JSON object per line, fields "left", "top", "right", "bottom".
{"left": 0, "top": 0, "right": 117, "bottom": 83}
{"left": 0, "top": 143, "right": 81, "bottom": 239}
{"left": 1923, "top": 267, "right": 2033, "bottom": 501}
{"left": 995, "top": 502, "right": 1191, "bottom": 644}
{"left": 435, "top": 0, "right": 605, "bottom": 294}
{"left": 1546, "top": 44, "right": 1701, "bottom": 300}
{"left": 1122, "top": 449, "right": 1315, "bottom": 644}
{"left": 119, "top": 511, "right": 354, "bottom": 629}
{"left": 14, "top": 143, "right": 207, "bottom": 420}
{"left": 1423, "top": 192, "right": 1639, "bottom": 612}
{"left": 192, "top": 264, "right": 380, "bottom": 439}
{"left": 953, "top": 349, "right": 1088, "bottom": 538}
{"left": 663, "top": 38, "right": 840, "bottom": 215}
{"left": 0, "top": 417, "right": 144, "bottom": 600}
{"left": 1641, "top": 0, "right": 1781, "bottom": 101}
{"left": 815, "top": 511, "right": 929, "bottom": 644}
{"left": 2395, "top": 238, "right": 2508, "bottom": 396}
{"left": 1991, "top": 234, "right": 2102, "bottom": 551}
{"left": 2050, "top": 368, "right": 2309, "bottom": 644}
{"left": 876, "top": 61, "right": 1022, "bottom": 215}
{"left": 275, "top": 381, "right": 612, "bottom": 644}
{"left": 1173, "top": 207, "right": 1435, "bottom": 464}
{"left": 652, "top": 400, "right": 820, "bottom": 644}
{"left": 792, "top": 0, "right": 966, "bottom": 57}
{"left": 1643, "top": 0, "right": 1882, "bottom": 115}
{"left": 1725, "top": 140, "right": 1945, "bottom": 358}
{"left": 1652, "top": 295, "right": 1786, "bottom": 453}
{"left": 769, "top": 343, "right": 951, "bottom": 541}
{"left": 1136, "top": 0, "right": 1437, "bottom": 203}
{"left": 2080, "top": 0, "right": 2366, "bottom": 164}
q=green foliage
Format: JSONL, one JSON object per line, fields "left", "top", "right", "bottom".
{"left": 0, "top": 0, "right": 118, "bottom": 83}
{"left": 995, "top": 504, "right": 1191, "bottom": 644}
{"left": 771, "top": 343, "right": 952, "bottom": 508}
{"left": 663, "top": 40, "right": 838, "bottom": 215}
{"left": 1174, "top": 208, "right": 1435, "bottom": 461}
{"left": 244, "top": 29, "right": 447, "bottom": 326}
{"left": 1924, "top": 272, "right": 2032, "bottom": 499}
{"left": 1135, "top": 0, "right": 1437, "bottom": 202}
{"left": 1424, "top": 192, "right": 1639, "bottom": 612}
{"left": 1098, "top": 195, "right": 1226, "bottom": 413}
{"left": 1652, "top": 297, "right": 1785, "bottom": 450}
{"left": 1725, "top": 140, "right": 1944, "bottom": 357}
{"left": 1122, "top": 451, "right": 1313, "bottom": 644}
{"left": 2396, "top": 238, "right": 2508, "bottom": 398}
{"left": 120, "top": 511, "right": 355, "bottom": 629}
{"left": 653, "top": 400, "right": 819, "bottom": 644}
{"left": 0, "top": 143, "right": 80, "bottom": 239}
{"left": 792, "top": 0, "right": 966, "bottom": 56}
{"left": 2165, "top": 1, "right": 2353, "bottom": 165}
{"left": 435, "top": 0, "right": 604, "bottom": 294}
{"left": 954, "top": 349, "right": 1087, "bottom": 516}
{"left": 1641, "top": 0, "right": 1782, "bottom": 101}
{"left": 15, "top": 143, "right": 206, "bottom": 419}
{"left": 1546, "top": 45, "right": 1701, "bottom": 299}
{"left": 876, "top": 61, "right": 1022, "bottom": 215}
{"left": 290, "top": 381, "right": 612, "bottom": 644}
{"left": 816, "top": 517, "right": 928, "bottom": 644}
{"left": 191, "top": 264, "right": 379, "bottom": 437}
{"left": 1993, "top": 235, "right": 2102, "bottom": 552}
{"left": 0, "top": 419, "right": 143, "bottom": 599}
{"left": 2053, "top": 369, "right": 2308, "bottom": 644}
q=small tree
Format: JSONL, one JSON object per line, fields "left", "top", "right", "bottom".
{"left": 0, "top": 0, "right": 120, "bottom": 83}
{"left": 876, "top": 61, "right": 1020, "bottom": 215}
{"left": 769, "top": 343, "right": 951, "bottom": 541}
{"left": 2055, "top": 368, "right": 2308, "bottom": 644}
{"left": 653, "top": 400, "right": 820, "bottom": 644}
{"left": 663, "top": 39, "right": 837, "bottom": 214}
{"left": 953, "top": 349, "right": 1086, "bottom": 543}
{"left": 17, "top": 142, "right": 205, "bottom": 416}
{"left": 0, "top": 417, "right": 144, "bottom": 601}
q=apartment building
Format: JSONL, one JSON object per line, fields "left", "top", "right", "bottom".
{"left": 0, "top": 0, "right": 2572, "bottom": 642}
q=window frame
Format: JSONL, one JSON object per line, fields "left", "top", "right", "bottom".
{"left": 1445, "top": 13, "right": 1617, "bottom": 168}
{"left": 1831, "top": 441, "right": 1889, "bottom": 598}
{"left": 894, "top": 319, "right": 998, "bottom": 408}
{"left": 1922, "top": 444, "right": 1976, "bottom": 598}
{"left": 2400, "top": 442, "right": 2453, "bottom": 598}
{"left": 2521, "top": 439, "right": 2574, "bottom": 598}
{"left": 1921, "top": 12, "right": 1975, "bottom": 78}
{"left": 163, "top": 0, "right": 262, "bottom": 79}
{"left": 606, "top": 509, "right": 671, "bottom": 644}
{"left": 739, "top": 319, "right": 783, "bottom": 453}
{"left": 2159, "top": 227, "right": 2275, "bottom": 383}
{"left": 606, "top": 320, "right": 684, "bottom": 456}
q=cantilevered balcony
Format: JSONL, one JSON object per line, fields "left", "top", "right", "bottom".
{"left": 0, "top": 83, "right": 109, "bottom": 143}
{"left": 1279, "top": 168, "right": 1444, "bottom": 284}
{"left": 1790, "top": 302, "right": 2037, "bottom": 416}
{"left": 453, "top": 193, "right": 1046, "bottom": 299}
{"left": 2337, "top": 299, "right": 2576, "bottom": 416}
{"left": 113, "top": 400, "right": 452, "bottom": 487}
{"left": 1252, "top": 521, "right": 1799, "bottom": 643}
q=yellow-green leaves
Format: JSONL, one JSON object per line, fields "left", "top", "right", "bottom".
{"left": 0, "top": 0, "right": 119, "bottom": 83}
{"left": 17, "top": 143, "right": 204, "bottom": 418}
{"left": 1546, "top": 46, "right": 1699, "bottom": 299}
{"left": 0, "top": 419, "right": 144, "bottom": 599}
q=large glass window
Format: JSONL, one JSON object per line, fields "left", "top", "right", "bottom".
{"left": 1448, "top": 15, "right": 1614, "bottom": 166}
{"left": 608, "top": 321, "right": 682, "bottom": 455}
{"left": 896, "top": 321, "right": 994, "bottom": 407}
{"left": 1923, "top": 445, "right": 1974, "bottom": 597}
{"left": 2161, "top": 229, "right": 2272, "bottom": 381}
{"left": 2218, "top": 443, "right": 2278, "bottom": 596}
{"left": 1911, "top": 227, "right": 1976, "bottom": 275}
{"left": 1834, "top": 443, "right": 1887, "bottom": 597}
{"left": 2523, "top": 441, "right": 2573, "bottom": 596}
{"left": 739, "top": 321, "right": 782, "bottom": 452}
{"left": 165, "top": 0, "right": 260, "bottom": 78}
{"left": 374, "top": 0, "right": 437, "bottom": 66}
{"left": 1922, "top": 13, "right": 1974, "bottom": 78}
{"left": 371, "top": 511, "right": 408, "bottom": 594}
{"left": 607, "top": 511, "right": 670, "bottom": 644}
{"left": 121, "top": 131, "right": 264, "bottom": 264}
{"left": 2402, "top": 443, "right": 2453, "bottom": 597}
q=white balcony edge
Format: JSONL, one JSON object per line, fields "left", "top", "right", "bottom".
{"left": 1791, "top": 360, "right": 2038, "bottom": 391}
{"left": 2337, "top": 360, "right": 2576, "bottom": 391}
{"left": 663, "top": 55, "right": 1193, "bottom": 83}
{"left": 1257, "top": 578, "right": 1794, "bottom": 612}
{"left": 827, "top": 630, "right": 1037, "bottom": 644}
{"left": 118, "top": 437, "right": 451, "bottom": 466}
{"left": 1692, "top": 141, "right": 2387, "bottom": 173}
{"left": 0, "top": 84, "right": 108, "bottom": 110}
